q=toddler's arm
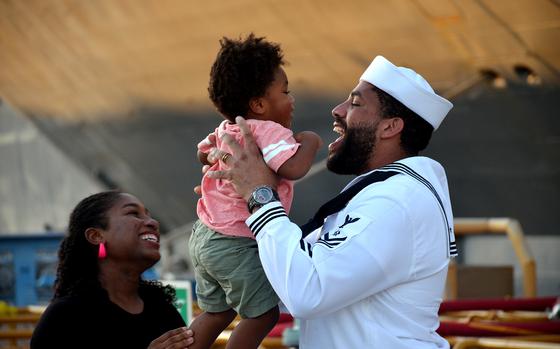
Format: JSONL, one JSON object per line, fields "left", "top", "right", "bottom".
{"left": 277, "top": 131, "right": 322, "bottom": 180}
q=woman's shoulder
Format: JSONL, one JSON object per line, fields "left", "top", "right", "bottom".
{"left": 140, "top": 283, "right": 175, "bottom": 307}
{"left": 41, "top": 293, "right": 100, "bottom": 317}
{"left": 47, "top": 294, "right": 85, "bottom": 308}
{"left": 140, "top": 284, "right": 186, "bottom": 324}
{"left": 31, "top": 294, "right": 99, "bottom": 348}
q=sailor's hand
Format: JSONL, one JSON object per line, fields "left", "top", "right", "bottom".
{"left": 206, "top": 116, "right": 278, "bottom": 201}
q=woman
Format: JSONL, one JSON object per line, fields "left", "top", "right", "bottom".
{"left": 31, "top": 191, "right": 194, "bottom": 349}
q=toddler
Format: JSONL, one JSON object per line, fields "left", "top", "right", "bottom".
{"left": 188, "top": 33, "right": 322, "bottom": 349}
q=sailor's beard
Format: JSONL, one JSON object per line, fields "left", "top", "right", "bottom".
{"left": 327, "top": 120, "right": 378, "bottom": 175}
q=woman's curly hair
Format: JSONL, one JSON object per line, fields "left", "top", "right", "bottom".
{"left": 53, "top": 191, "right": 176, "bottom": 305}
{"left": 208, "top": 33, "right": 285, "bottom": 122}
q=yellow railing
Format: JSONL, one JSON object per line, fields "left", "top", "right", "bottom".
{"left": 0, "top": 312, "right": 41, "bottom": 349}
{"left": 447, "top": 218, "right": 536, "bottom": 299}
{"left": 452, "top": 337, "right": 560, "bottom": 349}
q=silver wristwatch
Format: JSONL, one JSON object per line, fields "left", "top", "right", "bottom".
{"left": 247, "top": 185, "right": 280, "bottom": 213}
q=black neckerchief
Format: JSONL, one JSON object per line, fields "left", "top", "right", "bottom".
{"left": 299, "top": 170, "right": 399, "bottom": 237}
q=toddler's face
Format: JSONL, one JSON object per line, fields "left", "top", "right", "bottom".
{"left": 262, "top": 68, "right": 295, "bottom": 128}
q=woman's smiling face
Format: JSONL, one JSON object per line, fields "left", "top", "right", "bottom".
{"left": 102, "top": 193, "right": 161, "bottom": 266}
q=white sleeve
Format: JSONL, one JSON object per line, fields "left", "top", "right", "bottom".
{"left": 246, "top": 199, "right": 414, "bottom": 319}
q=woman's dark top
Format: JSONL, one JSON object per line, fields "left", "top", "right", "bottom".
{"left": 30, "top": 288, "right": 186, "bottom": 349}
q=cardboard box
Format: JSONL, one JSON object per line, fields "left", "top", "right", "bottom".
{"left": 455, "top": 265, "right": 514, "bottom": 299}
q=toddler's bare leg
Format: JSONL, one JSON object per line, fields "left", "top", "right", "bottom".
{"left": 225, "top": 305, "right": 279, "bottom": 349}
{"left": 188, "top": 309, "right": 237, "bottom": 349}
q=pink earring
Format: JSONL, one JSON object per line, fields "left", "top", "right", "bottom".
{"left": 98, "top": 242, "right": 107, "bottom": 259}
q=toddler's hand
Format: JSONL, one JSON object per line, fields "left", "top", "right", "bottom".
{"left": 295, "top": 131, "right": 323, "bottom": 149}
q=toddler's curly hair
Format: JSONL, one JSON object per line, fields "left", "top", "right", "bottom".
{"left": 208, "top": 33, "right": 285, "bottom": 122}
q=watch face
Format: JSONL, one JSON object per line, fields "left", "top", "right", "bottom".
{"left": 254, "top": 187, "right": 273, "bottom": 203}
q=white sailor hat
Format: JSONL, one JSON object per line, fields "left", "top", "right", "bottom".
{"left": 359, "top": 55, "right": 453, "bottom": 130}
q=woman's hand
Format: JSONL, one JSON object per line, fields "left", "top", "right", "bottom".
{"left": 148, "top": 327, "right": 193, "bottom": 349}
{"left": 193, "top": 164, "right": 211, "bottom": 196}
{"left": 206, "top": 116, "right": 278, "bottom": 201}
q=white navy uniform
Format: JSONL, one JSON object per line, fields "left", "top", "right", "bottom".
{"left": 246, "top": 156, "right": 456, "bottom": 348}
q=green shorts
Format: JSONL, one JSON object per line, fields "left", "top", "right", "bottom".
{"left": 188, "top": 220, "right": 279, "bottom": 319}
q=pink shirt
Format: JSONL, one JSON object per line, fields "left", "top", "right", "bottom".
{"left": 197, "top": 119, "right": 299, "bottom": 238}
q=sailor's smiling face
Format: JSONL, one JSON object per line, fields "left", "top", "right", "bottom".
{"left": 327, "top": 81, "right": 383, "bottom": 175}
